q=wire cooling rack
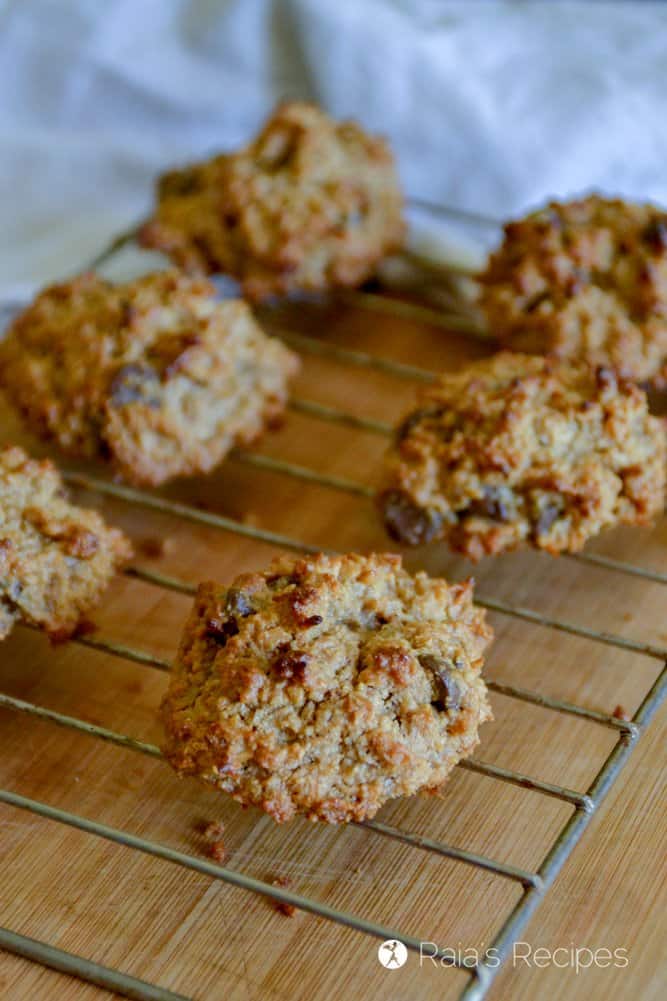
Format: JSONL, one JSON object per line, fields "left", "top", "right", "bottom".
{"left": 0, "top": 207, "right": 666, "bottom": 1001}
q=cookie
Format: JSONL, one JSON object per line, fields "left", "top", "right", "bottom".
{"left": 478, "top": 195, "right": 667, "bottom": 386}
{"left": 0, "top": 445, "right": 131, "bottom": 640}
{"left": 0, "top": 270, "right": 299, "bottom": 487}
{"left": 139, "top": 101, "right": 405, "bottom": 301}
{"left": 379, "top": 352, "right": 665, "bottom": 560}
{"left": 161, "top": 552, "right": 492, "bottom": 823}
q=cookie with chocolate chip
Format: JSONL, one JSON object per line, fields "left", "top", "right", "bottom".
{"left": 478, "top": 195, "right": 667, "bottom": 386}
{"left": 161, "top": 553, "right": 492, "bottom": 823}
{"left": 139, "top": 101, "right": 405, "bottom": 301}
{"left": 0, "top": 445, "right": 131, "bottom": 640}
{"left": 379, "top": 352, "right": 665, "bottom": 560}
{"left": 0, "top": 270, "right": 299, "bottom": 486}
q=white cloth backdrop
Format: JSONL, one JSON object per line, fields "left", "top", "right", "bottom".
{"left": 1, "top": 0, "right": 666, "bottom": 299}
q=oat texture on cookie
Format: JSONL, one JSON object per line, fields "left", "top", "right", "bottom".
{"left": 0, "top": 446, "right": 132, "bottom": 641}
{"left": 0, "top": 270, "right": 299, "bottom": 486}
{"left": 379, "top": 352, "right": 665, "bottom": 560}
{"left": 479, "top": 195, "right": 667, "bottom": 386}
{"left": 140, "top": 101, "right": 405, "bottom": 301}
{"left": 161, "top": 553, "right": 492, "bottom": 823}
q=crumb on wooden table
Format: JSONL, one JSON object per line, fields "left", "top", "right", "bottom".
{"left": 49, "top": 618, "right": 98, "bottom": 646}
{"left": 207, "top": 839, "right": 227, "bottom": 863}
{"left": 138, "top": 536, "right": 168, "bottom": 559}
{"left": 613, "top": 704, "right": 631, "bottom": 721}
{"left": 193, "top": 819, "right": 227, "bottom": 862}
{"left": 199, "top": 820, "right": 226, "bottom": 842}
{"left": 270, "top": 875, "right": 296, "bottom": 917}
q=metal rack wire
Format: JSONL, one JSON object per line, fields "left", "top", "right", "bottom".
{"left": 0, "top": 212, "right": 665, "bottom": 1001}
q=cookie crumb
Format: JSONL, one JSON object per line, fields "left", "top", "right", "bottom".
{"left": 612, "top": 704, "right": 631, "bottom": 721}
{"left": 193, "top": 818, "right": 227, "bottom": 861}
{"left": 207, "top": 840, "right": 227, "bottom": 863}
{"left": 271, "top": 875, "right": 296, "bottom": 917}
{"left": 49, "top": 617, "right": 99, "bottom": 646}
{"left": 200, "top": 820, "right": 226, "bottom": 842}
{"left": 138, "top": 537, "right": 167, "bottom": 559}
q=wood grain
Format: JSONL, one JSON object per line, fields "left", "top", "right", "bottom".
{"left": 0, "top": 296, "right": 664, "bottom": 1001}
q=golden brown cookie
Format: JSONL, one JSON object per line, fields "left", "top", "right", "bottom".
{"left": 478, "top": 195, "right": 667, "bottom": 386}
{"left": 161, "top": 553, "right": 492, "bottom": 823}
{"left": 139, "top": 101, "right": 405, "bottom": 301}
{"left": 0, "top": 270, "right": 299, "bottom": 487}
{"left": 379, "top": 352, "right": 665, "bottom": 560}
{"left": 0, "top": 445, "right": 131, "bottom": 640}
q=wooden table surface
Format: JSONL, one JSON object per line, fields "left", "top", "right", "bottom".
{"left": 0, "top": 291, "right": 665, "bottom": 1001}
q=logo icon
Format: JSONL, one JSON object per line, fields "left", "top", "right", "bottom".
{"left": 378, "top": 939, "right": 408, "bottom": 969}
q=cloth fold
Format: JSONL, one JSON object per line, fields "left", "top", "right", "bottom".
{"left": 1, "top": 0, "right": 665, "bottom": 298}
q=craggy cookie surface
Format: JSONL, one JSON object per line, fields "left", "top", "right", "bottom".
{"left": 0, "top": 446, "right": 131, "bottom": 640}
{"left": 479, "top": 195, "right": 667, "bottom": 386}
{"left": 0, "top": 270, "right": 299, "bottom": 486}
{"left": 379, "top": 353, "right": 665, "bottom": 560}
{"left": 161, "top": 553, "right": 492, "bottom": 823}
{"left": 140, "top": 101, "right": 405, "bottom": 301}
